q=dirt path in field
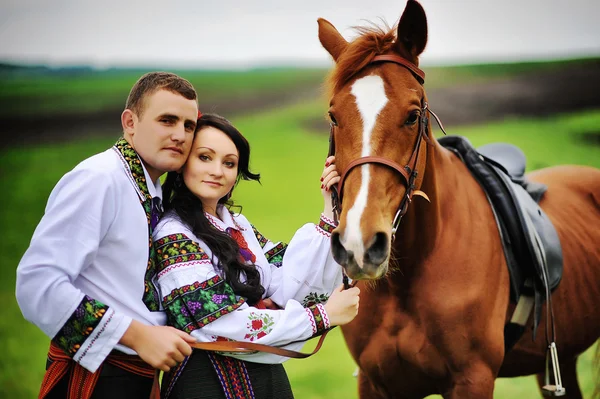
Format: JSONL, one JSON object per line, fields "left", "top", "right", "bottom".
{"left": 3, "top": 60, "right": 600, "bottom": 149}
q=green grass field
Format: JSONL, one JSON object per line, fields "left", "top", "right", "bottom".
{"left": 1, "top": 92, "right": 598, "bottom": 397}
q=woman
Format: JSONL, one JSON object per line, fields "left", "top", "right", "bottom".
{"left": 153, "top": 113, "right": 360, "bottom": 398}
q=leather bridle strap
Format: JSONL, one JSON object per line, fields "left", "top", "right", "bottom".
{"left": 190, "top": 329, "right": 331, "bottom": 359}
{"left": 371, "top": 54, "right": 425, "bottom": 84}
{"left": 337, "top": 157, "right": 412, "bottom": 205}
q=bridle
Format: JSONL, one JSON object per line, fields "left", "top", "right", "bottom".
{"left": 328, "top": 54, "right": 447, "bottom": 242}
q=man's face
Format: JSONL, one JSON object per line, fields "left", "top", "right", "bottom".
{"left": 126, "top": 89, "right": 198, "bottom": 182}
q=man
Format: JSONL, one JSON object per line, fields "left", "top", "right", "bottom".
{"left": 16, "top": 72, "right": 199, "bottom": 398}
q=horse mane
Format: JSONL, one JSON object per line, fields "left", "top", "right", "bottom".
{"left": 327, "top": 22, "right": 398, "bottom": 96}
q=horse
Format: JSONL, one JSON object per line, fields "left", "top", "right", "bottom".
{"left": 317, "top": 1, "right": 600, "bottom": 398}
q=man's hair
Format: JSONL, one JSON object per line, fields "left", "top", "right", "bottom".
{"left": 125, "top": 71, "right": 197, "bottom": 117}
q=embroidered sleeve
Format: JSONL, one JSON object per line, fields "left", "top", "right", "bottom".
{"left": 305, "top": 303, "right": 331, "bottom": 335}
{"left": 266, "top": 214, "right": 343, "bottom": 307}
{"left": 156, "top": 233, "right": 212, "bottom": 276}
{"left": 155, "top": 233, "right": 246, "bottom": 333}
{"left": 316, "top": 213, "right": 337, "bottom": 237}
{"left": 52, "top": 295, "right": 109, "bottom": 355}
{"left": 251, "top": 224, "right": 270, "bottom": 249}
{"left": 198, "top": 299, "right": 329, "bottom": 364}
{"left": 251, "top": 224, "right": 288, "bottom": 268}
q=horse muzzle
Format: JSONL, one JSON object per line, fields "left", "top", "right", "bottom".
{"left": 331, "top": 230, "right": 390, "bottom": 280}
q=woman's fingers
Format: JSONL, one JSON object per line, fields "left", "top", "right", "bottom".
{"left": 320, "top": 164, "right": 337, "bottom": 181}
{"left": 323, "top": 174, "right": 340, "bottom": 191}
{"left": 320, "top": 156, "right": 339, "bottom": 191}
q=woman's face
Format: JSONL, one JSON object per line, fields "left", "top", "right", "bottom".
{"left": 182, "top": 126, "right": 239, "bottom": 213}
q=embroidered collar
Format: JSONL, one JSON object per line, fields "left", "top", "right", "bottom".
{"left": 112, "top": 137, "right": 161, "bottom": 202}
{"left": 205, "top": 206, "right": 245, "bottom": 232}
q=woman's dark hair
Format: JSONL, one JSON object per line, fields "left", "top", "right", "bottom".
{"left": 163, "top": 113, "right": 264, "bottom": 303}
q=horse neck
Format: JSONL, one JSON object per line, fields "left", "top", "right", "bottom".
{"left": 392, "top": 139, "right": 478, "bottom": 263}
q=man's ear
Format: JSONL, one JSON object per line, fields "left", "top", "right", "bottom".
{"left": 121, "top": 109, "right": 136, "bottom": 135}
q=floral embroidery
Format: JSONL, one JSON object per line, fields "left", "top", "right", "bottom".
{"left": 264, "top": 242, "right": 287, "bottom": 268}
{"left": 302, "top": 292, "right": 330, "bottom": 307}
{"left": 251, "top": 225, "right": 269, "bottom": 248}
{"left": 163, "top": 275, "right": 245, "bottom": 333}
{"left": 244, "top": 312, "right": 275, "bottom": 341}
{"left": 53, "top": 295, "right": 109, "bottom": 356}
{"left": 113, "top": 137, "right": 161, "bottom": 311}
{"left": 155, "top": 233, "right": 210, "bottom": 274}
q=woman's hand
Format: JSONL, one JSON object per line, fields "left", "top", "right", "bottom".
{"left": 323, "top": 284, "right": 360, "bottom": 326}
{"left": 321, "top": 155, "right": 340, "bottom": 219}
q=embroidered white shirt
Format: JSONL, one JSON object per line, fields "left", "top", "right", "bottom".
{"left": 16, "top": 147, "right": 165, "bottom": 372}
{"left": 153, "top": 206, "right": 342, "bottom": 363}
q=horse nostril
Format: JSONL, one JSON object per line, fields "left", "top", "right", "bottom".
{"left": 364, "top": 232, "right": 389, "bottom": 266}
{"left": 331, "top": 232, "right": 349, "bottom": 266}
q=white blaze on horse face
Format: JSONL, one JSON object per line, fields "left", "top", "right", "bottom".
{"left": 344, "top": 75, "right": 388, "bottom": 268}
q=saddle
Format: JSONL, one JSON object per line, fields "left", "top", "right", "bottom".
{"left": 438, "top": 136, "right": 563, "bottom": 345}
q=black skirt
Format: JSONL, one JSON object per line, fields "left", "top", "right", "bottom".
{"left": 162, "top": 349, "right": 294, "bottom": 399}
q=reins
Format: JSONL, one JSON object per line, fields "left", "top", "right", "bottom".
{"left": 190, "top": 328, "right": 331, "bottom": 359}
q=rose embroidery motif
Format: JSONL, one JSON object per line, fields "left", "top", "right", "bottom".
{"left": 244, "top": 312, "right": 275, "bottom": 341}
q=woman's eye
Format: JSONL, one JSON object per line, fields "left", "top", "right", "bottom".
{"left": 405, "top": 112, "right": 419, "bottom": 125}
{"left": 199, "top": 155, "right": 210, "bottom": 161}
{"left": 328, "top": 112, "right": 338, "bottom": 126}
{"left": 224, "top": 161, "right": 236, "bottom": 168}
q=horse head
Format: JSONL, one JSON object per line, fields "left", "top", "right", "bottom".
{"left": 319, "top": 0, "right": 434, "bottom": 281}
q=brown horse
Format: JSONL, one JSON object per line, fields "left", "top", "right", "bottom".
{"left": 317, "top": 1, "right": 600, "bottom": 398}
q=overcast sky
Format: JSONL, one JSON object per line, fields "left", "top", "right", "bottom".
{"left": 1, "top": 0, "right": 599, "bottom": 69}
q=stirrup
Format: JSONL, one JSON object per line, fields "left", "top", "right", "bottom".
{"left": 542, "top": 342, "right": 566, "bottom": 397}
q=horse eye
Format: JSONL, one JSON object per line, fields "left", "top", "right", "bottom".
{"left": 328, "top": 112, "right": 338, "bottom": 126}
{"left": 405, "top": 111, "right": 419, "bottom": 126}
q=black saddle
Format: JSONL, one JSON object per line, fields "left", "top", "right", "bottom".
{"left": 438, "top": 136, "right": 563, "bottom": 340}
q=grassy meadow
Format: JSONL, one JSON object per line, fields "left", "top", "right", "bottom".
{"left": 1, "top": 63, "right": 599, "bottom": 398}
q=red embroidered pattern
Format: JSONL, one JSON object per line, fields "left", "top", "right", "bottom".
{"left": 244, "top": 312, "right": 275, "bottom": 341}
{"left": 227, "top": 227, "right": 256, "bottom": 264}
{"left": 317, "top": 214, "right": 337, "bottom": 235}
{"left": 307, "top": 304, "right": 328, "bottom": 336}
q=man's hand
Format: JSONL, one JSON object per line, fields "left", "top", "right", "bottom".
{"left": 120, "top": 320, "right": 196, "bottom": 372}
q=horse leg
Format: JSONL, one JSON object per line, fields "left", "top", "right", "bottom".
{"left": 535, "top": 358, "right": 582, "bottom": 399}
{"left": 443, "top": 363, "right": 496, "bottom": 399}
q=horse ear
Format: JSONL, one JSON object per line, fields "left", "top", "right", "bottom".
{"left": 395, "top": 0, "right": 428, "bottom": 60}
{"left": 318, "top": 18, "right": 348, "bottom": 62}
